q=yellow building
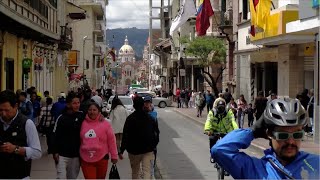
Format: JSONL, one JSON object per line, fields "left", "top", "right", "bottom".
{"left": 0, "top": 0, "right": 85, "bottom": 98}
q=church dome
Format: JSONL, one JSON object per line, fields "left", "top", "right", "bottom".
{"left": 119, "top": 36, "right": 134, "bottom": 55}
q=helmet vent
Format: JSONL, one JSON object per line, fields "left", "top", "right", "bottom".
{"left": 272, "top": 113, "right": 281, "bottom": 119}
{"left": 278, "top": 103, "right": 287, "bottom": 113}
{"left": 294, "top": 102, "right": 298, "bottom": 112}
{"left": 286, "top": 119, "right": 296, "bottom": 124}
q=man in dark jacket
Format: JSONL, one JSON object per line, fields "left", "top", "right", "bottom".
{"left": 253, "top": 91, "right": 268, "bottom": 121}
{"left": 0, "top": 90, "right": 41, "bottom": 179}
{"left": 52, "top": 92, "right": 84, "bottom": 179}
{"left": 119, "top": 97, "right": 159, "bottom": 179}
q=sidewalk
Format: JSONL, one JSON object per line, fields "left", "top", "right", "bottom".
{"left": 30, "top": 136, "right": 132, "bottom": 179}
{"left": 172, "top": 103, "right": 320, "bottom": 155}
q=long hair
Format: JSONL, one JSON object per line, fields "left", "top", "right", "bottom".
{"left": 111, "top": 97, "right": 124, "bottom": 111}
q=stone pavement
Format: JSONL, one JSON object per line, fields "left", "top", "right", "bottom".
{"left": 172, "top": 103, "right": 320, "bottom": 155}
{"left": 30, "top": 136, "right": 133, "bottom": 179}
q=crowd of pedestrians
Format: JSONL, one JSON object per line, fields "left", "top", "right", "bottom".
{"left": 0, "top": 86, "right": 160, "bottom": 179}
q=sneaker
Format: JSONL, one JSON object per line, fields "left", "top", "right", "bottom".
{"left": 224, "top": 171, "right": 230, "bottom": 176}
{"left": 197, "top": 114, "right": 199, "bottom": 117}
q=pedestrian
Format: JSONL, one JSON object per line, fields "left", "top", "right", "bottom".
{"left": 18, "top": 91, "right": 33, "bottom": 120}
{"left": 80, "top": 88, "right": 92, "bottom": 114}
{"left": 253, "top": 91, "right": 268, "bottom": 121}
{"left": 51, "top": 92, "right": 67, "bottom": 121}
{"left": 236, "top": 94, "right": 247, "bottom": 128}
{"left": 52, "top": 92, "right": 85, "bottom": 179}
{"left": 246, "top": 103, "right": 254, "bottom": 127}
{"left": 189, "top": 90, "right": 195, "bottom": 108}
{"left": 91, "top": 93, "right": 103, "bottom": 108}
{"left": 80, "top": 102, "right": 118, "bottom": 179}
{"left": 30, "top": 92, "right": 41, "bottom": 124}
{"left": 143, "top": 96, "right": 159, "bottom": 179}
{"left": 109, "top": 97, "right": 128, "bottom": 151}
{"left": 38, "top": 97, "right": 55, "bottom": 153}
{"left": 41, "top": 90, "right": 54, "bottom": 107}
{"left": 195, "top": 92, "right": 205, "bottom": 117}
{"left": 185, "top": 88, "right": 190, "bottom": 108}
{"left": 223, "top": 88, "right": 233, "bottom": 104}
{"left": 180, "top": 90, "right": 186, "bottom": 108}
{"left": 205, "top": 90, "right": 214, "bottom": 113}
{"left": 169, "top": 89, "right": 173, "bottom": 102}
{"left": 119, "top": 97, "right": 159, "bottom": 179}
{"left": 211, "top": 98, "right": 320, "bottom": 179}
{"left": 226, "top": 97, "right": 237, "bottom": 117}
{"left": 176, "top": 88, "right": 181, "bottom": 108}
{"left": 0, "top": 90, "right": 42, "bottom": 179}
{"left": 307, "top": 89, "right": 314, "bottom": 136}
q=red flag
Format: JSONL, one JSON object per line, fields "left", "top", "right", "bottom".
{"left": 196, "top": 0, "right": 214, "bottom": 36}
{"left": 108, "top": 47, "right": 116, "bottom": 61}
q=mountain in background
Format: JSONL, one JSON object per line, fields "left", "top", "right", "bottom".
{"left": 106, "top": 28, "right": 149, "bottom": 60}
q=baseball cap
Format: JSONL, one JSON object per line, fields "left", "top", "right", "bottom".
{"left": 91, "top": 95, "right": 103, "bottom": 107}
{"left": 143, "top": 96, "right": 152, "bottom": 102}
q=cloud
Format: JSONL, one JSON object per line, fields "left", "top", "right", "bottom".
{"left": 106, "top": 0, "right": 162, "bottom": 29}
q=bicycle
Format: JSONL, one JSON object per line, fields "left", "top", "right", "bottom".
{"left": 206, "top": 132, "right": 229, "bottom": 180}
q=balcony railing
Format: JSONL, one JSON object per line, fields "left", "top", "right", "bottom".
{"left": 59, "top": 26, "right": 73, "bottom": 50}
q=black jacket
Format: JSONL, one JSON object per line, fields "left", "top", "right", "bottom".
{"left": 52, "top": 110, "right": 84, "bottom": 157}
{"left": 120, "top": 110, "right": 159, "bottom": 155}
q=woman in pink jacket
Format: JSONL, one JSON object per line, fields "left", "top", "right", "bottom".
{"left": 80, "top": 102, "right": 118, "bottom": 179}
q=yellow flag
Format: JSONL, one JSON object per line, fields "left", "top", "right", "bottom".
{"left": 256, "top": 0, "right": 271, "bottom": 30}
{"left": 249, "top": 0, "right": 257, "bottom": 27}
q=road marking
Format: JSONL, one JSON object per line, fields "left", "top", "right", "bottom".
{"left": 164, "top": 110, "right": 172, "bottom": 113}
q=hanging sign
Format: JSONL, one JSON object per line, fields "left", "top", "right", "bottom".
{"left": 22, "top": 58, "right": 32, "bottom": 69}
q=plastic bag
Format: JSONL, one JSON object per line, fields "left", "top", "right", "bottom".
{"left": 109, "top": 164, "right": 120, "bottom": 179}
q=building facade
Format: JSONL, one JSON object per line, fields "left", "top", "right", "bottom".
{"left": 118, "top": 36, "right": 136, "bottom": 87}
{"left": 0, "top": 0, "right": 85, "bottom": 98}
{"left": 68, "top": 0, "right": 108, "bottom": 89}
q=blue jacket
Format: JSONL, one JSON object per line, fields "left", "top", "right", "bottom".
{"left": 51, "top": 98, "right": 67, "bottom": 120}
{"left": 148, "top": 111, "right": 157, "bottom": 122}
{"left": 211, "top": 129, "right": 320, "bottom": 179}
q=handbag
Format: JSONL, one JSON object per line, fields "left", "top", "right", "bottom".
{"left": 109, "top": 164, "right": 120, "bottom": 179}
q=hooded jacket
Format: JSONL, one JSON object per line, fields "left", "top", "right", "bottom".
{"left": 211, "top": 129, "right": 320, "bottom": 179}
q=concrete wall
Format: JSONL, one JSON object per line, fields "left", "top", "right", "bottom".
{"left": 277, "top": 44, "right": 304, "bottom": 98}
{"left": 237, "top": 54, "right": 251, "bottom": 102}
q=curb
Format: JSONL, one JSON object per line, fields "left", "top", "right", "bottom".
{"left": 172, "top": 108, "right": 266, "bottom": 151}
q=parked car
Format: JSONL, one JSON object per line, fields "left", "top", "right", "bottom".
{"left": 102, "top": 96, "right": 134, "bottom": 115}
{"left": 137, "top": 92, "right": 172, "bottom": 108}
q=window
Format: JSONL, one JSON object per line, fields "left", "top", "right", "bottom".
{"left": 243, "top": 0, "right": 248, "bottom": 20}
{"left": 97, "top": 15, "right": 103, "bottom": 20}
{"left": 96, "top": 36, "right": 104, "bottom": 42}
{"left": 86, "top": 60, "right": 89, "bottom": 69}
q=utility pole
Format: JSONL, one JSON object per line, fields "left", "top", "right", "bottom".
{"left": 149, "top": 0, "right": 153, "bottom": 90}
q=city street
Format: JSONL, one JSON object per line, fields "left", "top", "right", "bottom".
{"left": 155, "top": 107, "right": 264, "bottom": 179}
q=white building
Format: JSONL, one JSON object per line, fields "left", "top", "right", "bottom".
{"left": 118, "top": 36, "right": 136, "bottom": 87}
{"left": 69, "top": 0, "right": 108, "bottom": 89}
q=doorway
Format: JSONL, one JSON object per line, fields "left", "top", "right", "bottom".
{"left": 5, "top": 58, "right": 14, "bottom": 90}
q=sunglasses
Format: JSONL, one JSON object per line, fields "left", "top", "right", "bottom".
{"left": 272, "top": 131, "right": 304, "bottom": 140}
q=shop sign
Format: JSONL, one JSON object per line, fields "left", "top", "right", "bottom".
{"left": 68, "top": 50, "right": 79, "bottom": 65}
{"left": 22, "top": 58, "right": 32, "bottom": 68}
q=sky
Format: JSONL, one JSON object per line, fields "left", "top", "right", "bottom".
{"left": 106, "top": 0, "right": 167, "bottom": 29}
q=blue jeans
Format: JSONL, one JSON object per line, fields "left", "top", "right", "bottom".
{"left": 237, "top": 112, "right": 244, "bottom": 128}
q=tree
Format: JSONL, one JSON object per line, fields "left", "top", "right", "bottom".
{"left": 182, "top": 36, "right": 226, "bottom": 96}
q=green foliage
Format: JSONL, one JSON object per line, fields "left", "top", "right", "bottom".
{"left": 184, "top": 36, "right": 226, "bottom": 66}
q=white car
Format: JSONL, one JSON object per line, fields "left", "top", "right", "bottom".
{"left": 137, "top": 92, "right": 172, "bottom": 108}
{"left": 102, "top": 96, "right": 134, "bottom": 115}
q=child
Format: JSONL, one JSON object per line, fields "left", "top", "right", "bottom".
{"left": 246, "top": 103, "right": 254, "bottom": 127}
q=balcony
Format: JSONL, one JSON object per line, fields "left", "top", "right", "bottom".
{"left": 93, "top": 23, "right": 103, "bottom": 34}
{"left": 58, "top": 26, "right": 73, "bottom": 50}
{"left": 93, "top": 46, "right": 101, "bottom": 56}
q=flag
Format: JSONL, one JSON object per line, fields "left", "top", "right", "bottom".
{"left": 196, "top": 0, "right": 214, "bottom": 36}
{"left": 169, "top": 0, "right": 197, "bottom": 36}
{"left": 108, "top": 47, "right": 116, "bottom": 61}
{"left": 249, "top": 0, "right": 271, "bottom": 36}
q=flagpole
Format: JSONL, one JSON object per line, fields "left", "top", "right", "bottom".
{"left": 149, "top": 0, "right": 153, "bottom": 90}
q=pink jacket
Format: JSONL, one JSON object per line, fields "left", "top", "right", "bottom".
{"left": 80, "top": 114, "right": 118, "bottom": 163}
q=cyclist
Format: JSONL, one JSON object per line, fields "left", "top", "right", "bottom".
{"left": 204, "top": 100, "right": 238, "bottom": 158}
{"left": 211, "top": 98, "right": 320, "bottom": 179}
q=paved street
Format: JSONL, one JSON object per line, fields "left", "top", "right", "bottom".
{"left": 155, "top": 107, "right": 264, "bottom": 179}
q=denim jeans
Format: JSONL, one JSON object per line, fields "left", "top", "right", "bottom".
{"left": 237, "top": 112, "right": 244, "bottom": 128}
